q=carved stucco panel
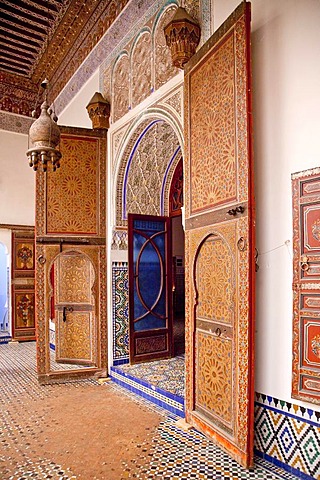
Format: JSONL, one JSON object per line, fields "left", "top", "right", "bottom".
{"left": 126, "top": 121, "right": 179, "bottom": 218}
{"left": 131, "top": 30, "right": 152, "bottom": 108}
{"left": 161, "top": 88, "right": 183, "bottom": 120}
{"left": 112, "top": 53, "right": 130, "bottom": 122}
{"left": 185, "top": 0, "right": 200, "bottom": 23}
{"left": 154, "top": 5, "right": 180, "bottom": 91}
{"left": 103, "top": 65, "right": 112, "bottom": 103}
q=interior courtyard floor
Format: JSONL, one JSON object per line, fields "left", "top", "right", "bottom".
{"left": 0, "top": 342, "right": 300, "bottom": 480}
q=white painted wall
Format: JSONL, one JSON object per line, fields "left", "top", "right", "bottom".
{"left": 0, "top": 131, "right": 35, "bottom": 226}
{"left": 215, "top": 0, "right": 320, "bottom": 406}
{"left": 58, "top": 69, "right": 100, "bottom": 128}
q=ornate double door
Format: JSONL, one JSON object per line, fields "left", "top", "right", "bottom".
{"left": 184, "top": 2, "right": 255, "bottom": 468}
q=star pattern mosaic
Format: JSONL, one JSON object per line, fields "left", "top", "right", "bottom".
{"left": 112, "top": 263, "right": 129, "bottom": 364}
{"left": 116, "top": 354, "right": 185, "bottom": 397}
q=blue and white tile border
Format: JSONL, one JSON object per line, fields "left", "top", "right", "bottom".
{"left": 254, "top": 393, "right": 320, "bottom": 480}
{"left": 110, "top": 366, "right": 184, "bottom": 417}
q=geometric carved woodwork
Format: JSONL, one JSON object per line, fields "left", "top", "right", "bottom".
{"left": 55, "top": 251, "right": 95, "bottom": 365}
{"left": 35, "top": 126, "right": 106, "bottom": 239}
{"left": 189, "top": 31, "right": 237, "bottom": 214}
{"left": 292, "top": 167, "right": 320, "bottom": 404}
{"left": 11, "top": 230, "right": 36, "bottom": 341}
{"left": 46, "top": 135, "right": 102, "bottom": 235}
{"left": 184, "top": 2, "right": 255, "bottom": 469}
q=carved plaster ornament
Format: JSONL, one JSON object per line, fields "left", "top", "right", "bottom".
{"left": 86, "top": 92, "right": 110, "bottom": 130}
{"left": 164, "top": 7, "right": 201, "bottom": 69}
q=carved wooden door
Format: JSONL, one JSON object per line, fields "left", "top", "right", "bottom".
{"left": 12, "top": 230, "right": 36, "bottom": 341}
{"left": 184, "top": 2, "right": 255, "bottom": 468}
{"left": 128, "top": 213, "right": 173, "bottom": 363}
{"left": 54, "top": 251, "right": 95, "bottom": 366}
{"left": 292, "top": 168, "right": 320, "bottom": 403}
{"left": 35, "top": 126, "right": 107, "bottom": 381}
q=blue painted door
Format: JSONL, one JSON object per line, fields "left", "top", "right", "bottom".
{"left": 128, "top": 214, "right": 173, "bottom": 363}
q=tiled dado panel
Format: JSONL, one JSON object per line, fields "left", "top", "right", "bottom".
{"left": 255, "top": 393, "right": 320, "bottom": 480}
{"left": 112, "top": 262, "right": 129, "bottom": 365}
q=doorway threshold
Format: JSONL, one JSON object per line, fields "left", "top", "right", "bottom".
{"left": 110, "top": 355, "right": 185, "bottom": 417}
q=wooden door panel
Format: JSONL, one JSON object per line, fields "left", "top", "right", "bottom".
{"left": 54, "top": 251, "right": 95, "bottom": 366}
{"left": 292, "top": 169, "right": 320, "bottom": 403}
{"left": 128, "top": 213, "right": 173, "bottom": 363}
{"left": 184, "top": 2, "right": 255, "bottom": 468}
{"left": 56, "top": 310, "right": 94, "bottom": 365}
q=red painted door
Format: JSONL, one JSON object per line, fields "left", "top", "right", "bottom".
{"left": 128, "top": 213, "right": 173, "bottom": 363}
{"left": 184, "top": 2, "right": 255, "bottom": 468}
{"left": 292, "top": 168, "right": 320, "bottom": 403}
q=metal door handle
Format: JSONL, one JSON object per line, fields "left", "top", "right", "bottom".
{"left": 227, "top": 206, "right": 245, "bottom": 216}
{"left": 62, "top": 306, "right": 73, "bottom": 322}
{"left": 300, "top": 256, "right": 310, "bottom": 272}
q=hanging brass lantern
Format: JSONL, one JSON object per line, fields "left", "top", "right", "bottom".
{"left": 26, "top": 80, "right": 62, "bottom": 172}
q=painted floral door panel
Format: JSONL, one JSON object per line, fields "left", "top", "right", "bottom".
{"left": 184, "top": 2, "right": 255, "bottom": 468}
{"left": 128, "top": 213, "right": 173, "bottom": 363}
{"left": 12, "top": 230, "right": 36, "bottom": 341}
{"left": 54, "top": 251, "right": 95, "bottom": 366}
{"left": 292, "top": 169, "right": 320, "bottom": 404}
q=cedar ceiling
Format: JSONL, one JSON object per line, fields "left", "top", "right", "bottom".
{"left": 1, "top": 0, "right": 72, "bottom": 78}
{"left": 0, "top": 0, "right": 128, "bottom": 117}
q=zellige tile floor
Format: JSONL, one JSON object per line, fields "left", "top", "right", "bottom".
{"left": 0, "top": 342, "right": 299, "bottom": 479}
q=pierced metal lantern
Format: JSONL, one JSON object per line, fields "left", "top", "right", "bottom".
{"left": 26, "top": 80, "right": 61, "bottom": 172}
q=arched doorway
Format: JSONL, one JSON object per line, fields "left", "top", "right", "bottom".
{"left": 127, "top": 156, "right": 185, "bottom": 363}
{"left": 49, "top": 250, "right": 97, "bottom": 369}
{"left": 112, "top": 115, "right": 184, "bottom": 364}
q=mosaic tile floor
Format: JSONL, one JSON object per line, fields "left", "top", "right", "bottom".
{"left": 0, "top": 342, "right": 300, "bottom": 479}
